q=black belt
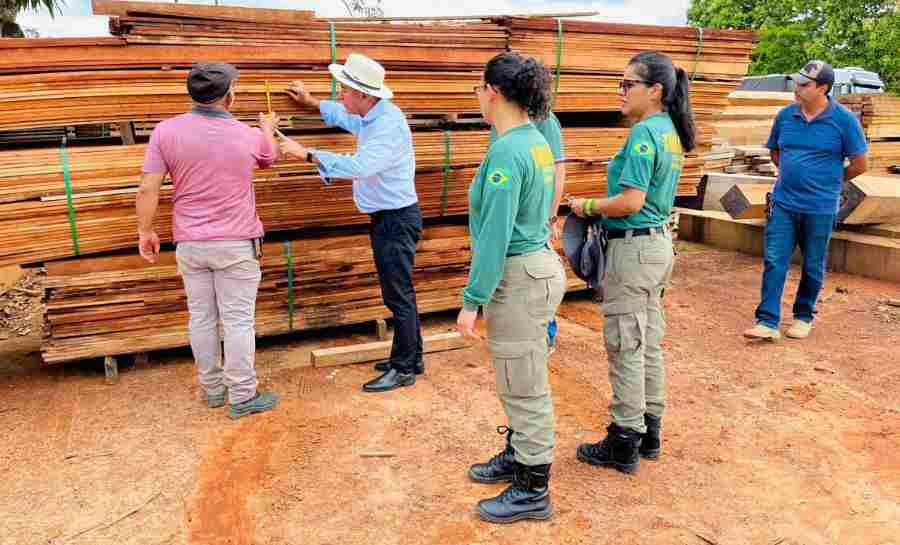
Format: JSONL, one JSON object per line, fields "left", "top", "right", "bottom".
{"left": 369, "top": 202, "right": 418, "bottom": 222}
{"left": 606, "top": 226, "right": 665, "bottom": 240}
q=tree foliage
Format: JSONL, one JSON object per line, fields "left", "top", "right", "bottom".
{"left": 0, "top": 0, "right": 64, "bottom": 36}
{"left": 687, "top": 0, "right": 900, "bottom": 93}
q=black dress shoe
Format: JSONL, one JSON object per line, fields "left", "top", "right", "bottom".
{"left": 373, "top": 360, "right": 425, "bottom": 375}
{"left": 362, "top": 368, "right": 416, "bottom": 392}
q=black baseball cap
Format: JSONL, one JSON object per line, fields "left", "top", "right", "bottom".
{"left": 789, "top": 60, "right": 835, "bottom": 87}
{"left": 187, "top": 63, "right": 238, "bottom": 104}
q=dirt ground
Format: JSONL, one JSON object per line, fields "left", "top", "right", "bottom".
{"left": 2, "top": 243, "right": 899, "bottom": 545}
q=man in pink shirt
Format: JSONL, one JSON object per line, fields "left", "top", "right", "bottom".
{"left": 136, "top": 63, "right": 280, "bottom": 419}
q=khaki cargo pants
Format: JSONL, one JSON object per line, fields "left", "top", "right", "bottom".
{"left": 601, "top": 229, "right": 674, "bottom": 434}
{"left": 485, "top": 247, "right": 566, "bottom": 466}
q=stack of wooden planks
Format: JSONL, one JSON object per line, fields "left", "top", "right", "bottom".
{"left": 0, "top": 2, "right": 763, "bottom": 364}
{"left": 839, "top": 94, "right": 900, "bottom": 140}
{"left": 722, "top": 145, "right": 777, "bottom": 175}
{"left": 713, "top": 90, "right": 793, "bottom": 146}
{"left": 0, "top": 127, "right": 708, "bottom": 266}
{"left": 504, "top": 17, "right": 755, "bottom": 81}
{"left": 0, "top": 68, "right": 739, "bottom": 132}
{"left": 839, "top": 94, "right": 900, "bottom": 178}
{"left": 98, "top": 0, "right": 506, "bottom": 71}
{"left": 42, "top": 223, "right": 586, "bottom": 363}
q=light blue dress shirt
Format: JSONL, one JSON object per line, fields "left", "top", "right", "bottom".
{"left": 314, "top": 99, "right": 418, "bottom": 214}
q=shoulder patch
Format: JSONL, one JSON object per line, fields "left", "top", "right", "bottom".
{"left": 486, "top": 169, "right": 510, "bottom": 186}
{"left": 530, "top": 144, "right": 555, "bottom": 169}
{"left": 633, "top": 141, "right": 654, "bottom": 156}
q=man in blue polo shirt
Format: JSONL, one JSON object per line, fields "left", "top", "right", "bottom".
{"left": 744, "top": 60, "right": 868, "bottom": 341}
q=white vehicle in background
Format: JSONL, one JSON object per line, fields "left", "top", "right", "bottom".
{"left": 737, "top": 67, "right": 885, "bottom": 98}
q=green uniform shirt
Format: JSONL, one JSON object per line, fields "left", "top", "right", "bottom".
{"left": 490, "top": 112, "right": 565, "bottom": 161}
{"left": 603, "top": 112, "right": 684, "bottom": 231}
{"left": 463, "top": 123, "right": 555, "bottom": 311}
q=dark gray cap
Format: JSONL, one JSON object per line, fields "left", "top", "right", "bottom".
{"left": 187, "top": 63, "right": 238, "bottom": 104}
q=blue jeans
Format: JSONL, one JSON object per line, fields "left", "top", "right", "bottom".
{"left": 755, "top": 201, "right": 835, "bottom": 328}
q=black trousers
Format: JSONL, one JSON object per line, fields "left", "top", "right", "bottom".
{"left": 369, "top": 203, "right": 423, "bottom": 373}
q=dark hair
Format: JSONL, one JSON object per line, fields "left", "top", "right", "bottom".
{"left": 484, "top": 52, "right": 552, "bottom": 121}
{"left": 629, "top": 51, "right": 697, "bottom": 152}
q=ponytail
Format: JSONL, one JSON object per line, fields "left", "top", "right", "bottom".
{"left": 629, "top": 52, "right": 698, "bottom": 152}
{"left": 670, "top": 67, "right": 697, "bottom": 152}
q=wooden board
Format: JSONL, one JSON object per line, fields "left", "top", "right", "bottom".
{"left": 92, "top": 0, "right": 315, "bottom": 24}
{"left": 311, "top": 332, "right": 470, "bottom": 367}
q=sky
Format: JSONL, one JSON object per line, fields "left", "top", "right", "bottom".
{"left": 14, "top": 0, "right": 693, "bottom": 38}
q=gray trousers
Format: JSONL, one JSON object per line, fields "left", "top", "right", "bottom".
{"left": 601, "top": 229, "right": 674, "bottom": 433}
{"left": 175, "top": 240, "right": 261, "bottom": 405}
{"left": 485, "top": 247, "right": 566, "bottom": 466}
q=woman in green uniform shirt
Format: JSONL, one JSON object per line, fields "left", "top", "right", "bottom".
{"left": 456, "top": 52, "right": 566, "bottom": 524}
{"left": 569, "top": 51, "right": 696, "bottom": 474}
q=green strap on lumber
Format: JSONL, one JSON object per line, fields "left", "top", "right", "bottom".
{"left": 552, "top": 18, "right": 564, "bottom": 108}
{"left": 60, "top": 138, "right": 81, "bottom": 256}
{"left": 691, "top": 27, "right": 705, "bottom": 82}
{"left": 440, "top": 130, "right": 451, "bottom": 216}
{"left": 284, "top": 241, "right": 295, "bottom": 331}
{"left": 329, "top": 22, "right": 338, "bottom": 100}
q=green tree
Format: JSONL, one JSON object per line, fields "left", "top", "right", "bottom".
{"left": 1, "top": 0, "right": 64, "bottom": 37}
{"left": 688, "top": 0, "right": 900, "bottom": 93}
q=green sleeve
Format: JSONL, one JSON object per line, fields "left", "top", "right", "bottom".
{"left": 538, "top": 113, "right": 565, "bottom": 161}
{"left": 617, "top": 124, "right": 657, "bottom": 192}
{"left": 462, "top": 154, "right": 522, "bottom": 311}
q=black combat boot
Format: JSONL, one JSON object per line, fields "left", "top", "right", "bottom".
{"left": 639, "top": 414, "right": 661, "bottom": 460}
{"left": 576, "top": 422, "right": 642, "bottom": 474}
{"left": 476, "top": 462, "right": 553, "bottom": 524}
{"left": 468, "top": 426, "right": 516, "bottom": 483}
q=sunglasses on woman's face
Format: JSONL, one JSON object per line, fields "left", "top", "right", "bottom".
{"left": 618, "top": 79, "right": 652, "bottom": 93}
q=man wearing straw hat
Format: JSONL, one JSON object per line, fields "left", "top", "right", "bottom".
{"left": 281, "top": 53, "right": 424, "bottom": 393}
{"left": 136, "top": 63, "right": 281, "bottom": 419}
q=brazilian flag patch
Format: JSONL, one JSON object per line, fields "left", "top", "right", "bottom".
{"left": 633, "top": 142, "right": 654, "bottom": 156}
{"left": 487, "top": 169, "right": 510, "bottom": 186}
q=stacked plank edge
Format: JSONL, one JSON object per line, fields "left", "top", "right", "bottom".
{"left": 43, "top": 224, "right": 586, "bottom": 363}
{"left": 840, "top": 94, "right": 900, "bottom": 177}
{"left": 0, "top": 1, "right": 758, "bottom": 364}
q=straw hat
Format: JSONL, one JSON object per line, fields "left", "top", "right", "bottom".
{"left": 328, "top": 53, "right": 393, "bottom": 99}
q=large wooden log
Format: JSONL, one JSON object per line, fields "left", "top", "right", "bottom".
{"left": 838, "top": 175, "right": 900, "bottom": 225}
{"left": 720, "top": 183, "right": 771, "bottom": 220}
